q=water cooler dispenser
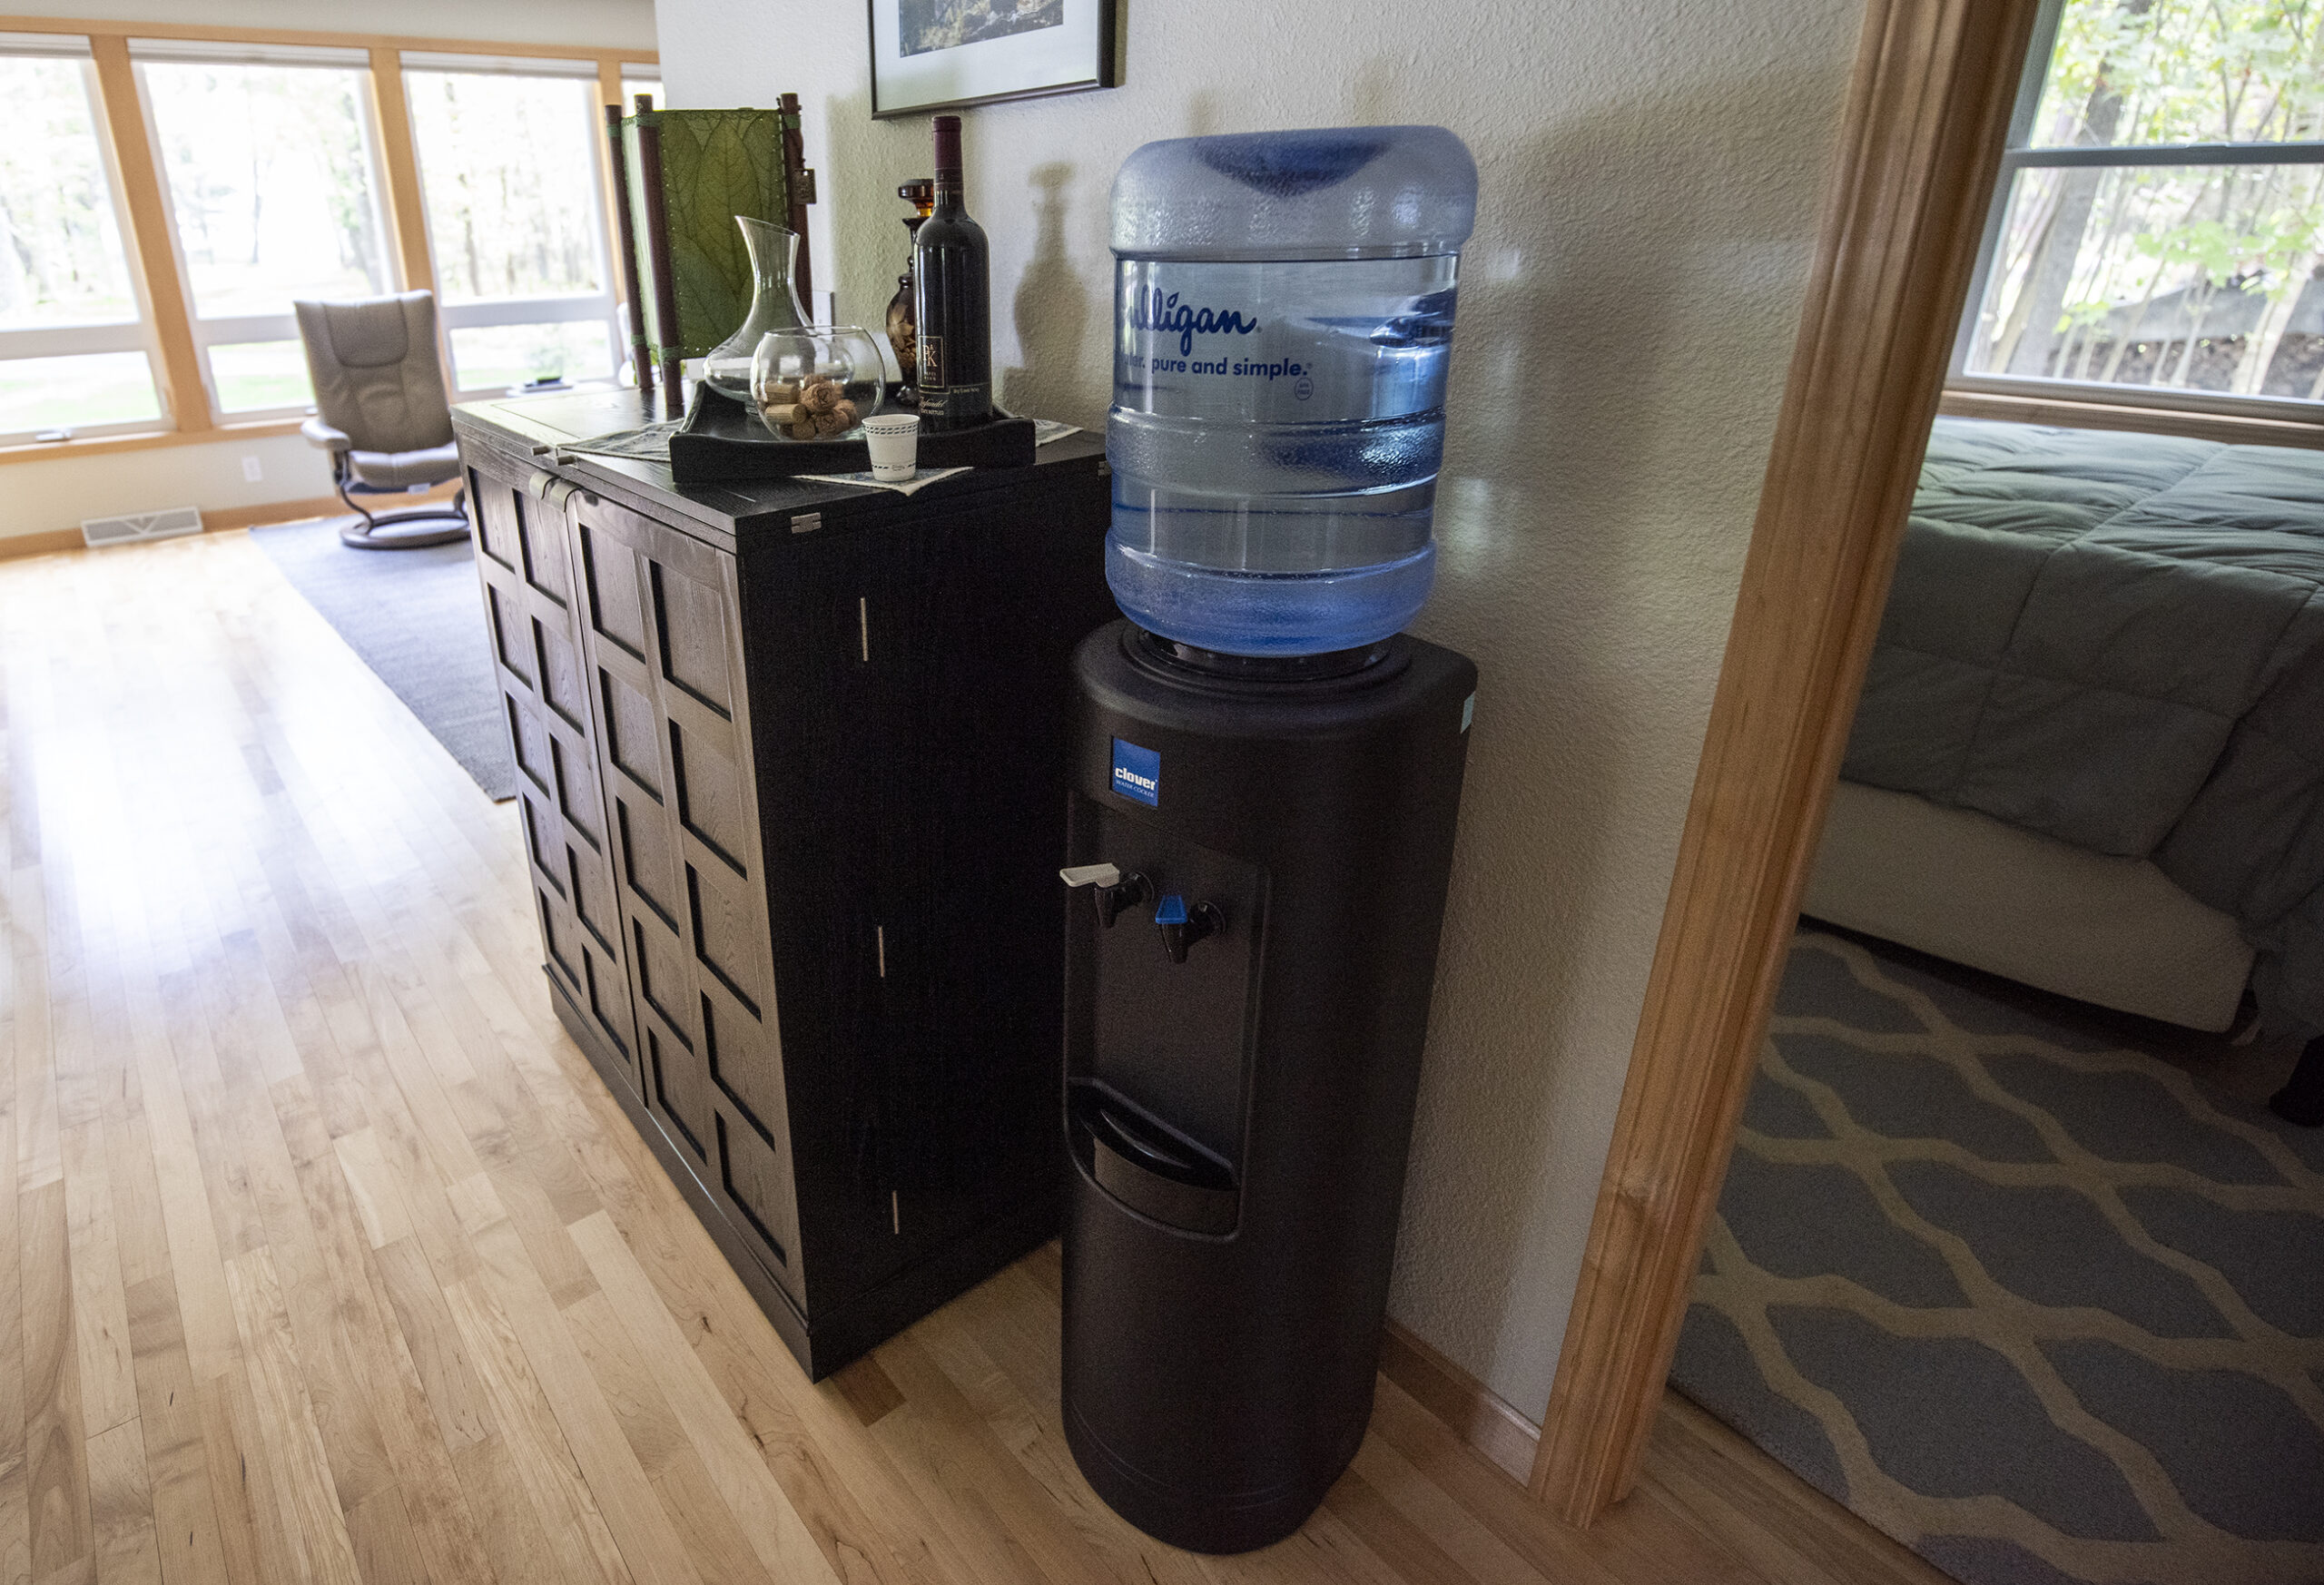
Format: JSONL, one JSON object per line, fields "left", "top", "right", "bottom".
{"left": 1060, "top": 127, "right": 1480, "bottom": 1552}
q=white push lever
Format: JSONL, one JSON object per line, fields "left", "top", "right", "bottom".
{"left": 1059, "top": 862, "right": 1149, "bottom": 928}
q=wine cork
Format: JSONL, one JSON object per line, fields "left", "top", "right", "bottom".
{"left": 763, "top": 402, "right": 803, "bottom": 427}
{"left": 812, "top": 408, "right": 849, "bottom": 437}
{"left": 760, "top": 380, "right": 800, "bottom": 405}
{"left": 789, "top": 418, "right": 819, "bottom": 440}
{"left": 832, "top": 399, "right": 859, "bottom": 428}
{"left": 801, "top": 379, "right": 840, "bottom": 415}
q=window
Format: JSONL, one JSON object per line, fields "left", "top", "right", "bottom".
{"left": 1955, "top": 0, "right": 2324, "bottom": 415}
{"left": 0, "top": 26, "right": 651, "bottom": 445}
{"left": 403, "top": 55, "right": 620, "bottom": 396}
{"left": 137, "top": 41, "right": 394, "bottom": 415}
{"left": 0, "top": 34, "right": 162, "bottom": 440}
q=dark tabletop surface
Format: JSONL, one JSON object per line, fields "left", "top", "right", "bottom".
{"left": 451, "top": 387, "right": 1107, "bottom": 546}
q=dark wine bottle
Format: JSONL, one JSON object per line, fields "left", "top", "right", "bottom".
{"left": 912, "top": 115, "right": 991, "bottom": 431}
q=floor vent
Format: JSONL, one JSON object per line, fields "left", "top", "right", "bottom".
{"left": 81, "top": 507, "right": 203, "bottom": 548}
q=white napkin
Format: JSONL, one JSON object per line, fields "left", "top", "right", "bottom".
{"left": 792, "top": 466, "right": 972, "bottom": 497}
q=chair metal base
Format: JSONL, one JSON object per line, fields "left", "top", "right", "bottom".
{"left": 339, "top": 507, "right": 470, "bottom": 550}
{"left": 337, "top": 474, "right": 469, "bottom": 551}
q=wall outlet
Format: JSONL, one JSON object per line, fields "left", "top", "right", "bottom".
{"left": 241, "top": 455, "right": 262, "bottom": 482}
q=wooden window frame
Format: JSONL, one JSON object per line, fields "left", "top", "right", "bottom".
{"left": 1939, "top": 0, "right": 2324, "bottom": 447}
{"left": 0, "top": 14, "right": 654, "bottom": 466}
{"left": 0, "top": 40, "right": 172, "bottom": 444}
{"left": 398, "top": 54, "right": 630, "bottom": 402}
{"left": 128, "top": 40, "right": 403, "bottom": 425}
{"left": 1531, "top": 0, "right": 2043, "bottom": 1529}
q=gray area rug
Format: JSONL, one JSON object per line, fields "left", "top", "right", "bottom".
{"left": 1671, "top": 927, "right": 2324, "bottom": 1585}
{"left": 251, "top": 517, "right": 516, "bottom": 802}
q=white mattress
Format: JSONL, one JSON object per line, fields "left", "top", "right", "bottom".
{"left": 1801, "top": 781, "right": 2255, "bottom": 1033}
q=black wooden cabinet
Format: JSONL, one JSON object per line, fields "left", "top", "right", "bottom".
{"left": 454, "top": 389, "right": 1114, "bottom": 1376}
{"left": 469, "top": 458, "right": 644, "bottom": 1088}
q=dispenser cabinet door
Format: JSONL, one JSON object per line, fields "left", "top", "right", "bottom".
{"left": 1067, "top": 795, "right": 1266, "bottom": 1184}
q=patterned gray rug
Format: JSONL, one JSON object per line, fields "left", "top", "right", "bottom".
{"left": 1671, "top": 927, "right": 2324, "bottom": 1585}
{"left": 251, "top": 516, "right": 516, "bottom": 802}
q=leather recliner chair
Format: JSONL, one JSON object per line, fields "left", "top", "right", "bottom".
{"left": 294, "top": 290, "right": 470, "bottom": 549}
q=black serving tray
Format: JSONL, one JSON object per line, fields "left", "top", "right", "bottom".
{"left": 666, "top": 383, "right": 1038, "bottom": 485}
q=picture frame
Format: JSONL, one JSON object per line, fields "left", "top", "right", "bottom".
{"left": 867, "top": 0, "right": 1118, "bottom": 119}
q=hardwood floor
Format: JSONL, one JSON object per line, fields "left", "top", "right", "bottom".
{"left": 0, "top": 528, "right": 1946, "bottom": 1585}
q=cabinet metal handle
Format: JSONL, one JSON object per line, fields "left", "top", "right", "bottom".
{"left": 525, "top": 470, "right": 591, "bottom": 512}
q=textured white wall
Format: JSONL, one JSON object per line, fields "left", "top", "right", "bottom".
{"left": 660, "top": 0, "right": 1862, "bottom": 1421}
{"left": 0, "top": 0, "right": 657, "bottom": 545}
{"left": 5, "top": 434, "right": 333, "bottom": 541}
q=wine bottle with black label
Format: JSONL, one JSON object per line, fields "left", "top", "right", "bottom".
{"left": 913, "top": 114, "right": 992, "bottom": 431}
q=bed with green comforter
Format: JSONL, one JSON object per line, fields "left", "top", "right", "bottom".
{"left": 1843, "top": 417, "right": 2324, "bottom": 1032}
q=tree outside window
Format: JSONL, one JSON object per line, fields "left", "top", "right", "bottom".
{"left": 1962, "top": 0, "right": 2324, "bottom": 403}
{"left": 141, "top": 55, "right": 394, "bottom": 413}
{"left": 0, "top": 48, "right": 161, "bottom": 435}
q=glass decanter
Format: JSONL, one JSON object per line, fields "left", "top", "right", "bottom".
{"left": 752, "top": 326, "right": 886, "bottom": 440}
{"left": 702, "top": 217, "right": 810, "bottom": 401}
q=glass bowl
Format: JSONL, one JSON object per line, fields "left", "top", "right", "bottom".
{"left": 751, "top": 325, "right": 886, "bottom": 440}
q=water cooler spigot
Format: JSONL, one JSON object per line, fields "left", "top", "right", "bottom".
{"left": 1154, "top": 894, "right": 1221, "bottom": 964}
{"left": 1060, "top": 862, "right": 1152, "bottom": 928}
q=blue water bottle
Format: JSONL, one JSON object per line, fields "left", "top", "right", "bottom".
{"left": 1106, "top": 126, "right": 1479, "bottom": 655}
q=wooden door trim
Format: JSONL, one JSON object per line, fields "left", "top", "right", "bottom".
{"left": 1528, "top": 0, "right": 2041, "bottom": 1528}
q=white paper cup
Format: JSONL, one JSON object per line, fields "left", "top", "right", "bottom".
{"left": 862, "top": 412, "right": 921, "bottom": 481}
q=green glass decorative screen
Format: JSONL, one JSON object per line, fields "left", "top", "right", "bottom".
{"left": 623, "top": 106, "right": 793, "bottom": 359}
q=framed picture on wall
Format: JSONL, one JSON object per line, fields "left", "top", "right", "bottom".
{"left": 868, "top": 0, "right": 1118, "bottom": 118}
